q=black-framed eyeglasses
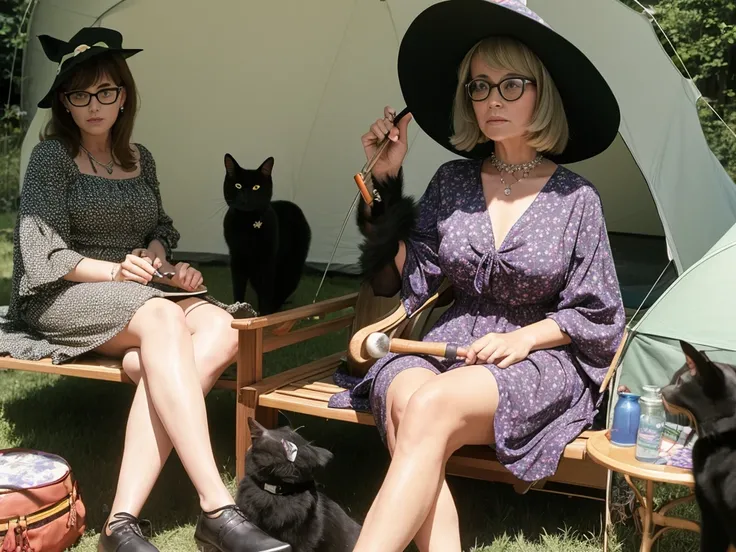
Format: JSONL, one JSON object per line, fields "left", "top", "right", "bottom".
{"left": 63, "top": 86, "right": 123, "bottom": 107}
{"left": 465, "top": 77, "right": 535, "bottom": 102}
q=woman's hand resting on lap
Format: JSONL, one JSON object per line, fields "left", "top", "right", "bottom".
{"left": 167, "top": 262, "right": 203, "bottom": 291}
{"left": 465, "top": 330, "right": 536, "bottom": 368}
{"left": 114, "top": 250, "right": 203, "bottom": 290}
{"left": 112, "top": 253, "right": 159, "bottom": 284}
{"left": 131, "top": 248, "right": 163, "bottom": 271}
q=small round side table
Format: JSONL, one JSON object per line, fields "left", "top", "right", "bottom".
{"left": 586, "top": 430, "right": 699, "bottom": 552}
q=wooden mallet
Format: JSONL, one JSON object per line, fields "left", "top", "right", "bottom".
{"left": 364, "top": 332, "right": 468, "bottom": 361}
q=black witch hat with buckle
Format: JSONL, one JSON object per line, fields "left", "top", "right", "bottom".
{"left": 36, "top": 27, "right": 142, "bottom": 109}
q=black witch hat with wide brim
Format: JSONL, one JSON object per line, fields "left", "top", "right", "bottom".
{"left": 397, "top": 0, "right": 620, "bottom": 164}
{"left": 37, "top": 26, "right": 142, "bottom": 109}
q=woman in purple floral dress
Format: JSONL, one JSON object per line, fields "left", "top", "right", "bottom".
{"left": 336, "top": 1, "right": 626, "bottom": 551}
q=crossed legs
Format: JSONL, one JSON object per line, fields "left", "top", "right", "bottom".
{"left": 354, "top": 365, "right": 500, "bottom": 552}
{"left": 94, "top": 297, "right": 238, "bottom": 524}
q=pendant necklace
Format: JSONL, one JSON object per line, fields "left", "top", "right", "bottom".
{"left": 489, "top": 152, "right": 544, "bottom": 196}
{"left": 80, "top": 144, "right": 115, "bottom": 175}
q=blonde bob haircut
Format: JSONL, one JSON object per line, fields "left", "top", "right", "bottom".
{"left": 450, "top": 36, "right": 569, "bottom": 155}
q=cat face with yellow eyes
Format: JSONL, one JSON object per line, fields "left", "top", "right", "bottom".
{"left": 223, "top": 154, "right": 274, "bottom": 212}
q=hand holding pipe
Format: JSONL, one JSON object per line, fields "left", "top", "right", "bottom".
{"left": 309, "top": 107, "right": 410, "bottom": 311}
{"left": 365, "top": 331, "right": 468, "bottom": 361}
{"left": 354, "top": 107, "right": 411, "bottom": 206}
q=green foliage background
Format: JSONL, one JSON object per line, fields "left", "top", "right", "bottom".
{"left": 620, "top": 0, "right": 735, "bottom": 179}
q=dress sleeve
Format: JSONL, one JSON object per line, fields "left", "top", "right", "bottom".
{"left": 137, "top": 144, "right": 181, "bottom": 260}
{"left": 401, "top": 167, "right": 445, "bottom": 317}
{"left": 17, "top": 140, "right": 84, "bottom": 291}
{"left": 546, "top": 186, "right": 625, "bottom": 384}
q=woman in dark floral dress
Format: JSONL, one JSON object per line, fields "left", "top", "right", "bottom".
{"left": 0, "top": 27, "right": 289, "bottom": 552}
{"left": 341, "top": 1, "right": 626, "bottom": 551}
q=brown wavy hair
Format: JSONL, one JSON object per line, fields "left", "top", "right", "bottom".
{"left": 41, "top": 52, "right": 139, "bottom": 171}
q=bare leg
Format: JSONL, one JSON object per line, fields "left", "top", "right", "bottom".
{"left": 385, "top": 369, "right": 462, "bottom": 552}
{"left": 96, "top": 298, "right": 239, "bottom": 521}
{"left": 354, "top": 365, "right": 499, "bottom": 552}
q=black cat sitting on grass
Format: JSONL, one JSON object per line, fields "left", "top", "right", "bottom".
{"left": 223, "top": 154, "right": 311, "bottom": 314}
{"left": 236, "top": 418, "right": 361, "bottom": 552}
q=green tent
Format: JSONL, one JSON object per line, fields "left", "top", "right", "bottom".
{"left": 613, "top": 220, "right": 736, "bottom": 419}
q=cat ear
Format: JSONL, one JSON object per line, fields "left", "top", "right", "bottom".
{"left": 224, "top": 154, "right": 239, "bottom": 179}
{"left": 259, "top": 157, "right": 274, "bottom": 176}
{"left": 680, "top": 341, "right": 705, "bottom": 377}
{"left": 680, "top": 340, "right": 724, "bottom": 387}
{"left": 312, "top": 445, "right": 333, "bottom": 468}
{"left": 247, "top": 417, "right": 268, "bottom": 441}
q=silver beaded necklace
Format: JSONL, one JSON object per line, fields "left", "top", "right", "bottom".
{"left": 489, "top": 152, "right": 544, "bottom": 196}
{"left": 79, "top": 144, "right": 115, "bottom": 175}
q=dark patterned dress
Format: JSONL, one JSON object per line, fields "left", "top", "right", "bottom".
{"left": 0, "top": 139, "right": 254, "bottom": 364}
{"left": 330, "top": 159, "right": 625, "bottom": 482}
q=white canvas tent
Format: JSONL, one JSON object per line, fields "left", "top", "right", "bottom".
{"left": 18, "top": 0, "right": 736, "bottom": 284}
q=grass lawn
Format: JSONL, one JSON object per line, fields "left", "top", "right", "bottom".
{"left": 0, "top": 211, "right": 701, "bottom": 551}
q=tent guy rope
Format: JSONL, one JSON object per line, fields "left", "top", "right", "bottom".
{"left": 309, "top": 107, "right": 409, "bottom": 307}
{"left": 308, "top": 1, "right": 412, "bottom": 307}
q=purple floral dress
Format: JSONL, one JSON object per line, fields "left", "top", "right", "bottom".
{"left": 329, "top": 159, "right": 625, "bottom": 482}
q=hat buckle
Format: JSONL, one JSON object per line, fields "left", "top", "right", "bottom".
{"left": 56, "top": 42, "right": 107, "bottom": 74}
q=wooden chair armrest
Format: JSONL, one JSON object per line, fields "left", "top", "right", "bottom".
{"left": 231, "top": 292, "right": 359, "bottom": 331}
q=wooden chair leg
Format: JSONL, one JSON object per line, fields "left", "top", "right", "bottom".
{"left": 604, "top": 469, "right": 612, "bottom": 552}
{"left": 236, "top": 399, "right": 253, "bottom": 482}
{"left": 235, "top": 329, "right": 263, "bottom": 482}
{"left": 236, "top": 388, "right": 277, "bottom": 481}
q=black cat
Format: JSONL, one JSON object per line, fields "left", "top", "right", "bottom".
{"left": 223, "top": 154, "right": 311, "bottom": 314}
{"left": 661, "top": 341, "right": 736, "bottom": 552}
{"left": 235, "top": 419, "right": 361, "bottom": 552}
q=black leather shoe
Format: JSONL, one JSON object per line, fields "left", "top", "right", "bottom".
{"left": 194, "top": 505, "right": 291, "bottom": 552}
{"left": 97, "top": 512, "right": 159, "bottom": 551}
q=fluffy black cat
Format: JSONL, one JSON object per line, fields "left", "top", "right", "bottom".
{"left": 661, "top": 341, "right": 736, "bottom": 552}
{"left": 235, "top": 419, "right": 361, "bottom": 552}
{"left": 223, "top": 154, "right": 311, "bottom": 314}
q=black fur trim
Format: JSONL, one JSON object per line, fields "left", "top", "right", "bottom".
{"left": 355, "top": 169, "right": 417, "bottom": 296}
{"left": 356, "top": 169, "right": 409, "bottom": 228}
